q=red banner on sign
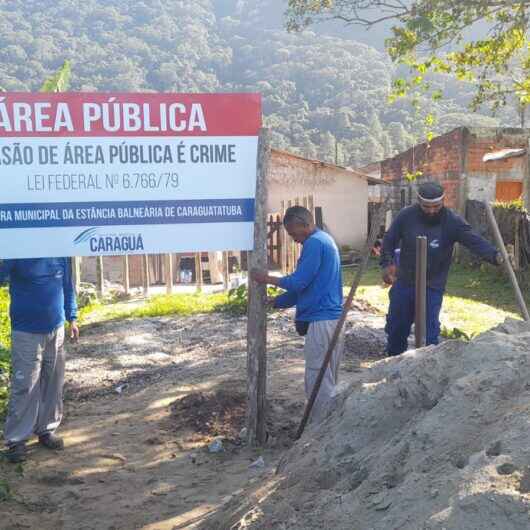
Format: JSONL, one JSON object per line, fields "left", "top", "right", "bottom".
{"left": 0, "top": 93, "right": 262, "bottom": 137}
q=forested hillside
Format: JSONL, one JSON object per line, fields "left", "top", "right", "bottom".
{"left": 0, "top": 0, "right": 515, "bottom": 166}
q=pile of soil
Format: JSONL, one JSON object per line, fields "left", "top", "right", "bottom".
{"left": 204, "top": 319, "right": 530, "bottom": 529}
{"left": 170, "top": 386, "right": 247, "bottom": 441}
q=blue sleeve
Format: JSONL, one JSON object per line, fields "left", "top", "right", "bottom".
{"left": 278, "top": 238, "right": 322, "bottom": 294}
{"left": 453, "top": 216, "right": 498, "bottom": 264}
{"left": 273, "top": 290, "right": 298, "bottom": 309}
{"left": 63, "top": 258, "right": 78, "bottom": 321}
{"left": 0, "top": 259, "right": 14, "bottom": 284}
{"left": 380, "top": 212, "right": 402, "bottom": 268}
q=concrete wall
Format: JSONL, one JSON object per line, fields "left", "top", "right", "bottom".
{"left": 380, "top": 128, "right": 464, "bottom": 213}
{"left": 463, "top": 128, "right": 528, "bottom": 205}
{"left": 379, "top": 127, "right": 529, "bottom": 217}
{"left": 268, "top": 150, "right": 368, "bottom": 249}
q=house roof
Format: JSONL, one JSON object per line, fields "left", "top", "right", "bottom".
{"left": 483, "top": 148, "right": 526, "bottom": 162}
{"left": 271, "top": 148, "right": 385, "bottom": 185}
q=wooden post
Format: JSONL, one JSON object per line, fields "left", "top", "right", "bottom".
{"left": 71, "top": 257, "right": 81, "bottom": 294}
{"left": 195, "top": 253, "right": 203, "bottom": 292}
{"left": 308, "top": 194, "right": 314, "bottom": 219}
{"left": 287, "top": 199, "right": 293, "bottom": 273}
{"left": 222, "top": 251, "right": 230, "bottom": 291}
{"left": 514, "top": 216, "right": 521, "bottom": 272}
{"left": 315, "top": 206, "right": 324, "bottom": 230}
{"left": 294, "top": 197, "right": 301, "bottom": 264}
{"left": 415, "top": 236, "right": 428, "bottom": 348}
{"left": 246, "top": 128, "right": 270, "bottom": 446}
{"left": 280, "top": 200, "right": 287, "bottom": 274}
{"left": 485, "top": 202, "right": 530, "bottom": 321}
{"left": 174, "top": 254, "right": 181, "bottom": 283}
{"left": 165, "top": 253, "right": 173, "bottom": 294}
{"left": 142, "top": 254, "right": 150, "bottom": 296}
{"left": 276, "top": 214, "right": 282, "bottom": 266}
{"left": 96, "top": 256, "right": 104, "bottom": 298}
{"left": 123, "top": 255, "right": 130, "bottom": 296}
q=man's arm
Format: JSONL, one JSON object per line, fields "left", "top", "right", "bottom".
{"left": 380, "top": 213, "right": 403, "bottom": 284}
{"left": 453, "top": 217, "right": 500, "bottom": 265}
{"left": 273, "top": 290, "right": 298, "bottom": 309}
{"left": 277, "top": 238, "right": 322, "bottom": 293}
{"left": 252, "top": 238, "right": 322, "bottom": 293}
{"left": 63, "top": 258, "right": 79, "bottom": 341}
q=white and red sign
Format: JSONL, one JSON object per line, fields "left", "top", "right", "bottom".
{"left": 0, "top": 92, "right": 261, "bottom": 258}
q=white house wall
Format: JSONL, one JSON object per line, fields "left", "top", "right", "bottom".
{"left": 267, "top": 154, "right": 368, "bottom": 249}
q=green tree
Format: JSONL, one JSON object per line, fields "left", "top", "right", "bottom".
{"left": 40, "top": 60, "right": 71, "bottom": 92}
{"left": 286, "top": 0, "right": 530, "bottom": 111}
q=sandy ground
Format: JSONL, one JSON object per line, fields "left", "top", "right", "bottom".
{"left": 0, "top": 303, "right": 386, "bottom": 530}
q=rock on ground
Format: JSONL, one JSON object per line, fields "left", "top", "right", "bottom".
{"left": 203, "top": 319, "right": 530, "bottom": 530}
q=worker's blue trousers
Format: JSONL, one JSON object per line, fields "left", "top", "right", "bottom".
{"left": 385, "top": 280, "right": 444, "bottom": 356}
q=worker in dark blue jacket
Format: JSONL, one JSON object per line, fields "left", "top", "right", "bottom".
{"left": 0, "top": 258, "right": 79, "bottom": 463}
{"left": 380, "top": 181, "right": 503, "bottom": 356}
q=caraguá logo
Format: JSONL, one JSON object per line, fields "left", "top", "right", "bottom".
{"left": 74, "top": 227, "right": 145, "bottom": 252}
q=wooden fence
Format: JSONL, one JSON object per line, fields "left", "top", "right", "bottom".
{"left": 268, "top": 194, "right": 315, "bottom": 274}
{"left": 78, "top": 251, "right": 237, "bottom": 297}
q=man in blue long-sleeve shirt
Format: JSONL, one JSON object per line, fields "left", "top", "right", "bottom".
{"left": 381, "top": 181, "right": 502, "bottom": 356}
{"left": 252, "top": 206, "right": 344, "bottom": 421}
{"left": 0, "top": 258, "right": 79, "bottom": 463}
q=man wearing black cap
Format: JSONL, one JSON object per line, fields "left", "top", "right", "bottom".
{"left": 380, "top": 181, "right": 503, "bottom": 356}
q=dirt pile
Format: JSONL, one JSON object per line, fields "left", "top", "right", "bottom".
{"left": 205, "top": 319, "right": 530, "bottom": 529}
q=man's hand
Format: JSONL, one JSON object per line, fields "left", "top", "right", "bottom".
{"left": 250, "top": 269, "right": 281, "bottom": 287}
{"left": 69, "top": 321, "right": 80, "bottom": 343}
{"left": 382, "top": 264, "right": 397, "bottom": 286}
{"left": 494, "top": 251, "right": 505, "bottom": 266}
{"left": 251, "top": 269, "right": 270, "bottom": 284}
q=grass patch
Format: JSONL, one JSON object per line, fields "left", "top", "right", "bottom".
{"left": 346, "top": 259, "right": 527, "bottom": 336}
{"left": 79, "top": 291, "right": 247, "bottom": 325}
{"left": 0, "top": 287, "right": 10, "bottom": 420}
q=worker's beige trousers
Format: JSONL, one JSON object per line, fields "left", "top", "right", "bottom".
{"left": 304, "top": 320, "right": 344, "bottom": 422}
{"left": 4, "top": 326, "right": 65, "bottom": 445}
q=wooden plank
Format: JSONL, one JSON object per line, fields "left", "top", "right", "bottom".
{"left": 142, "top": 254, "right": 150, "bottom": 296}
{"left": 195, "top": 253, "right": 203, "bottom": 292}
{"left": 71, "top": 257, "right": 81, "bottom": 294}
{"left": 485, "top": 202, "right": 530, "bottom": 321}
{"left": 280, "top": 200, "right": 287, "bottom": 274}
{"left": 287, "top": 200, "right": 293, "bottom": 273}
{"left": 514, "top": 216, "right": 521, "bottom": 271}
{"left": 123, "top": 255, "right": 130, "bottom": 295}
{"left": 174, "top": 254, "right": 181, "bottom": 283}
{"left": 276, "top": 214, "right": 282, "bottom": 265}
{"left": 308, "top": 194, "right": 315, "bottom": 220}
{"left": 165, "top": 254, "right": 173, "bottom": 294}
{"left": 246, "top": 128, "right": 269, "bottom": 446}
{"left": 315, "top": 206, "right": 323, "bottom": 229}
{"left": 222, "top": 251, "right": 230, "bottom": 291}
{"left": 96, "top": 256, "right": 104, "bottom": 298}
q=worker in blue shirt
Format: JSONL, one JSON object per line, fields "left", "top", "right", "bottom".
{"left": 0, "top": 258, "right": 79, "bottom": 463}
{"left": 381, "top": 181, "right": 503, "bottom": 356}
{"left": 252, "top": 206, "right": 343, "bottom": 421}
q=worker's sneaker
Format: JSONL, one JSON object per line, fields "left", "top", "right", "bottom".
{"left": 38, "top": 433, "right": 64, "bottom": 451}
{"left": 4, "top": 442, "right": 27, "bottom": 463}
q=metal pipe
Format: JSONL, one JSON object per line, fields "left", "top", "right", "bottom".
{"left": 415, "top": 236, "right": 427, "bottom": 348}
{"left": 484, "top": 202, "right": 530, "bottom": 321}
